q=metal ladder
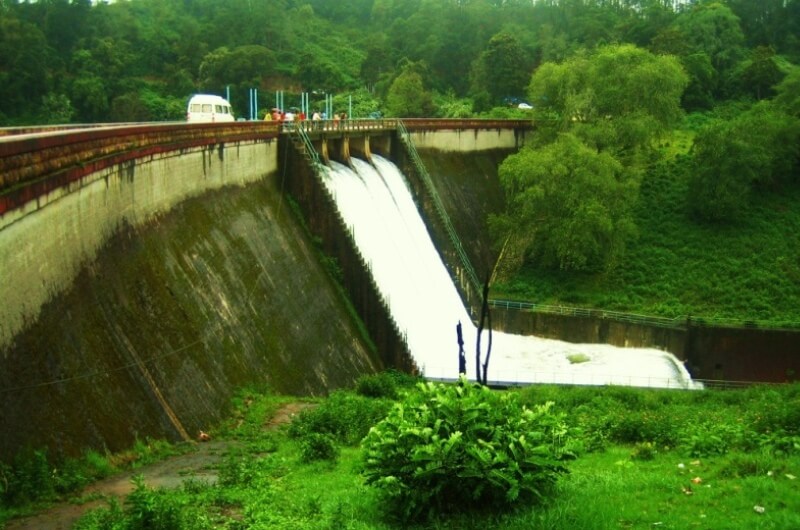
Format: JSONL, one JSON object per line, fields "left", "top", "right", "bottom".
{"left": 396, "top": 120, "right": 481, "bottom": 296}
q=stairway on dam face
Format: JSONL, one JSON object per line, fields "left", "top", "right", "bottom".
{"left": 0, "top": 176, "right": 382, "bottom": 460}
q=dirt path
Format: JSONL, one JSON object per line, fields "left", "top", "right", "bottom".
{"left": 3, "top": 402, "right": 314, "bottom": 530}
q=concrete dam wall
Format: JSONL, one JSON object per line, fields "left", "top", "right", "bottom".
{"left": 0, "top": 134, "right": 384, "bottom": 460}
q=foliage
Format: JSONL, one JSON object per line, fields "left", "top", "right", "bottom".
{"left": 355, "top": 372, "right": 400, "bottom": 400}
{"left": 299, "top": 433, "right": 339, "bottom": 463}
{"left": 287, "top": 390, "right": 392, "bottom": 445}
{"left": 385, "top": 61, "right": 434, "bottom": 118}
{"left": 687, "top": 103, "right": 800, "bottom": 223}
{"left": 736, "top": 45, "right": 785, "bottom": 101}
{"left": 672, "top": 1, "right": 746, "bottom": 97}
{"left": 125, "top": 475, "right": 183, "bottom": 530}
{"left": 0, "top": 448, "right": 55, "bottom": 507}
{"left": 492, "top": 123, "right": 800, "bottom": 323}
{"left": 361, "top": 378, "right": 571, "bottom": 521}
{"left": 433, "top": 91, "right": 474, "bottom": 118}
{"left": 528, "top": 43, "right": 688, "bottom": 154}
{"left": 470, "top": 32, "right": 531, "bottom": 107}
{"left": 27, "top": 383, "right": 800, "bottom": 530}
{"left": 497, "top": 133, "right": 639, "bottom": 272}
{"left": 774, "top": 67, "right": 800, "bottom": 117}
{"left": 0, "top": 0, "right": 796, "bottom": 126}
{"left": 630, "top": 441, "right": 657, "bottom": 461}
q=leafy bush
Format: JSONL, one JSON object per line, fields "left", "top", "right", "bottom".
{"left": 355, "top": 372, "right": 399, "bottom": 399}
{"left": 125, "top": 475, "right": 182, "bottom": 530}
{"left": 679, "top": 422, "right": 743, "bottom": 457}
{"left": 719, "top": 452, "right": 785, "bottom": 479}
{"left": 299, "top": 433, "right": 339, "bottom": 463}
{"left": 72, "top": 498, "right": 127, "bottom": 530}
{"left": 1, "top": 448, "right": 55, "bottom": 506}
{"left": 630, "top": 441, "right": 657, "bottom": 461}
{"left": 217, "top": 450, "right": 284, "bottom": 489}
{"left": 361, "top": 379, "right": 572, "bottom": 521}
{"left": 605, "top": 409, "right": 679, "bottom": 447}
{"left": 288, "top": 391, "right": 391, "bottom": 445}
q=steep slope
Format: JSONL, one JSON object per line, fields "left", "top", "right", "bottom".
{"left": 0, "top": 177, "right": 381, "bottom": 459}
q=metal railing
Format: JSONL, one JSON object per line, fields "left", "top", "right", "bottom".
{"left": 488, "top": 299, "right": 687, "bottom": 329}
{"left": 488, "top": 299, "right": 800, "bottom": 331}
{"left": 396, "top": 119, "right": 482, "bottom": 296}
{"left": 292, "top": 123, "right": 321, "bottom": 167}
{"left": 425, "top": 372, "right": 700, "bottom": 390}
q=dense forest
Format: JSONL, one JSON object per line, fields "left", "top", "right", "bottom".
{"left": 0, "top": 0, "right": 797, "bottom": 124}
{"left": 2, "top": 0, "right": 800, "bottom": 321}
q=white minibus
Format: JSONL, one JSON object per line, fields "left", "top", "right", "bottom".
{"left": 186, "top": 94, "right": 235, "bottom": 123}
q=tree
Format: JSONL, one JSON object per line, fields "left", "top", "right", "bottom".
{"left": 687, "top": 104, "right": 800, "bottom": 223}
{"left": 737, "top": 45, "right": 784, "bottom": 101}
{"left": 774, "top": 68, "right": 800, "bottom": 117}
{"left": 385, "top": 62, "right": 434, "bottom": 118}
{"left": 199, "top": 45, "right": 276, "bottom": 96}
{"left": 471, "top": 32, "right": 531, "bottom": 105}
{"left": 528, "top": 43, "right": 688, "bottom": 154}
{"left": 672, "top": 2, "right": 746, "bottom": 97}
{"left": 497, "top": 134, "right": 639, "bottom": 272}
{"left": 0, "top": 15, "right": 50, "bottom": 122}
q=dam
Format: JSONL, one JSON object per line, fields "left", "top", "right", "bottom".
{"left": 0, "top": 119, "right": 796, "bottom": 461}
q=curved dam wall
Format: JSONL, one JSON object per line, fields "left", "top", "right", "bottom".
{"left": 0, "top": 129, "right": 383, "bottom": 460}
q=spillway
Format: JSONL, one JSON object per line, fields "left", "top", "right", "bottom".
{"left": 321, "top": 155, "right": 698, "bottom": 389}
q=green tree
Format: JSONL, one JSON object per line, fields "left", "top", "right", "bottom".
{"left": 737, "top": 45, "right": 784, "bottom": 101}
{"left": 678, "top": 52, "right": 716, "bottom": 111}
{"left": 528, "top": 43, "right": 688, "bottom": 154}
{"left": 199, "top": 45, "right": 276, "bottom": 103}
{"left": 296, "top": 50, "right": 347, "bottom": 93}
{"left": 687, "top": 104, "right": 800, "bottom": 223}
{"left": 774, "top": 68, "right": 800, "bottom": 117}
{"left": 471, "top": 32, "right": 531, "bottom": 105}
{"left": 385, "top": 62, "right": 434, "bottom": 118}
{"left": 673, "top": 2, "right": 746, "bottom": 97}
{"left": 0, "top": 15, "right": 50, "bottom": 122}
{"left": 497, "top": 134, "right": 639, "bottom": 272}
{"left": 39, "top": 93, "right": 75, "bottom": 125}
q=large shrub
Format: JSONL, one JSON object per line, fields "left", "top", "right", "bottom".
{"left": 361, "top": 379, "right": 572, "bottom": 521}
{"left": 288, "top": 391, "right": 392, "bottom": 445}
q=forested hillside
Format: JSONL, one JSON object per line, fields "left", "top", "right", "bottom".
{"left": 1, "top": 0, "right": 798, "bottom": 124}
{"left": 2, "top": 0, "right": 800, "bottom": 322}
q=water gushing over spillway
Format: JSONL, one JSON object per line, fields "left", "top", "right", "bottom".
{"left": 322, "top": 155, "right": 697, "bottom": 389}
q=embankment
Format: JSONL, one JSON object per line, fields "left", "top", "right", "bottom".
{"left": 0, "top": 139, "right": 382, "bottom": 460}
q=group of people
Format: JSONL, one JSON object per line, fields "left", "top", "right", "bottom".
{"left": 264, "top": 108, "right": 348, "bottom": 123}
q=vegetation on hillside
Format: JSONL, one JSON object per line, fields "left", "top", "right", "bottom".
{"left": 1, "top": 0, "right": 798, "bottom": 124}
{"left": 4, "top": 376, "right": 799, "bottom": 529}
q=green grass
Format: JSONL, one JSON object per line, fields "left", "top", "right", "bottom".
{"left": 62, "top": 381, "right": 800, "bottom": 530}
{"left": 492, "top": 133, "right": 800, "bottom": 325}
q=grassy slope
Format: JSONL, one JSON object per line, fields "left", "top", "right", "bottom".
{"left": 63, "top": 382, "right": 800, "bottom": 530}
{"left": 491, "top": 130, "right": 800, "bottom": 325}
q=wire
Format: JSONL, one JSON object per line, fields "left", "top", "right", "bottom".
{"left": 0, "top": 324, "right": 221, "bottom": 395}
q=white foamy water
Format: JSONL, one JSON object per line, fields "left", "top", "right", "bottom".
{"left": 321, "top": 155, "right": 698, "bottom": 389}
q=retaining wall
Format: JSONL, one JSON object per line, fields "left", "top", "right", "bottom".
{"left": 0, "top": 130, "right": 384, "bottom": 460}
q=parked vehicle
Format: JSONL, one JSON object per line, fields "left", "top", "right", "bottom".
{"left": 186, "top": 94, "right": 235, "bottom": 123}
